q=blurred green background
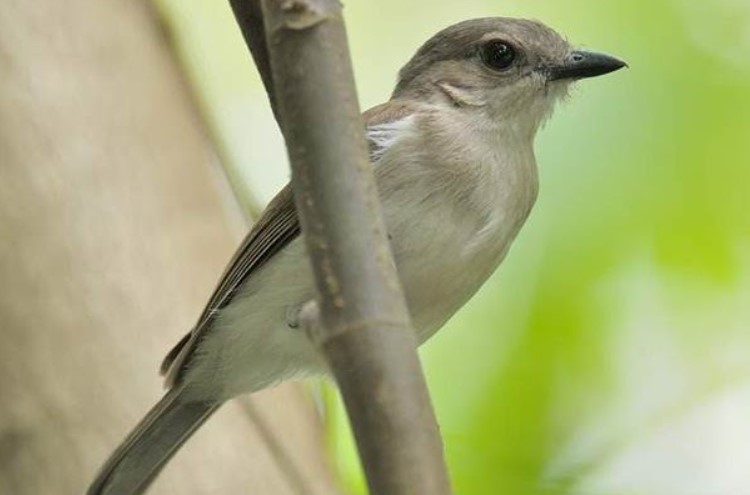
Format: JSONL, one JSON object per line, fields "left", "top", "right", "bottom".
{"left": 155, "top": 0, "right": 750, "bottom": 493}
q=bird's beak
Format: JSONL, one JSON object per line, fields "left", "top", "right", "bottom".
{"left": 545, "top": 50, "right": 627, "bottom": 81}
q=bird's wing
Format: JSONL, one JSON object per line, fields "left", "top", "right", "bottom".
{"left": 160, "top": 184, "right": 298, "bottom": 386}
{"left": 161, "top": 99, "right": 421, "bottom": 387}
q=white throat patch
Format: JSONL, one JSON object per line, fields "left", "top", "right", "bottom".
{"left": 366, "top": 115, "right": 416, "bottom": 163}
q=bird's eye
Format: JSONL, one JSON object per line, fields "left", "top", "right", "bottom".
{"left": 480, "top": 40, "right": 517, "bottom": 70}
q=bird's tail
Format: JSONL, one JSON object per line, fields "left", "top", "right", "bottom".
{"left": 87, "top": 387, "right": 220, "bottom": 495}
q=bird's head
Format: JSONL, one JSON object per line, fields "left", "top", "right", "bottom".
{"left": 393, "top": 17, "right": 626, "bottom": 136}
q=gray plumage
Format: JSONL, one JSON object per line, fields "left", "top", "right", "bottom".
{"left": 88, "top": 17, "right": 624, "bottom": 495}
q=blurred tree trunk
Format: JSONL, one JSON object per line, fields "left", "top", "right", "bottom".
{"left": 0, "top": 1, "right": 339, "bottom": 494}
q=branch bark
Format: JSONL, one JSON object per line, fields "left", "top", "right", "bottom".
{"left": 252, "top": 0, "right": 453, "bottom": 493}
{"left": 228, "top": 0, "right": 280, "bottom": 123}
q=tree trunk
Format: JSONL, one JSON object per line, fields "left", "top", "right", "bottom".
{"left": 0, "top": 1, "right": 339, "bottom": 494}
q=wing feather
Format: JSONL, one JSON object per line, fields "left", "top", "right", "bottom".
{"left": 161, "top": 100, "right": 422, "bottom": 386}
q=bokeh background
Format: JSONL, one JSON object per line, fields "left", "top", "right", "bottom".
{"left": 155, "top": 0, "right": 750, "bottom": 493}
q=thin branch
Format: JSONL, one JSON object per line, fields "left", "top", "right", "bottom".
{"left": 253, "top": 0, "right": 453, "bottom": 493}
{"left": 156, "top": 1, "right": 266, "bottom": 219}
{"left": 228, "top": 0, "right": 280, "bottom": 124}
{"left": 237, "top": 397, "right": 314, "bottom": 495}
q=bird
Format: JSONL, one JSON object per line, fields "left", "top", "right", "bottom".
{"left": 88, "top": 16, "right": 626, "bottom": 495}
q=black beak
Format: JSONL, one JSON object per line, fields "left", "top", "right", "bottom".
{"left": 546, "top": 50, "right": 627, "bottom": 81}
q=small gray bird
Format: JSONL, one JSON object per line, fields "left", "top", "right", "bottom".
{"left": 88, "top": 17, "right": 625, "bottom": 494}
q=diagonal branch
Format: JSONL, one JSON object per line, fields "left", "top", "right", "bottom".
{"left": 229, "top": 0, "right": 455, "bottom": 493}
{"left": 228, "top": 0, "right": 280, "bottom": 123}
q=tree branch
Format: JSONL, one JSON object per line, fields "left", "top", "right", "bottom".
{"left": 252, "top": 0, "right": 453, "bottom": 493}
{"left": 228, "top": 0, "right": 280, "bottom": 123}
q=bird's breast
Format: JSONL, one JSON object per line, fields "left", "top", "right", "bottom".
{"left": 377, "top": 126, "right": 538, "bottom": 341}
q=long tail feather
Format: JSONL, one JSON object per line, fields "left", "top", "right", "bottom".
{"left": 87, "top": 388, "right": 220, "bottom": 495}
